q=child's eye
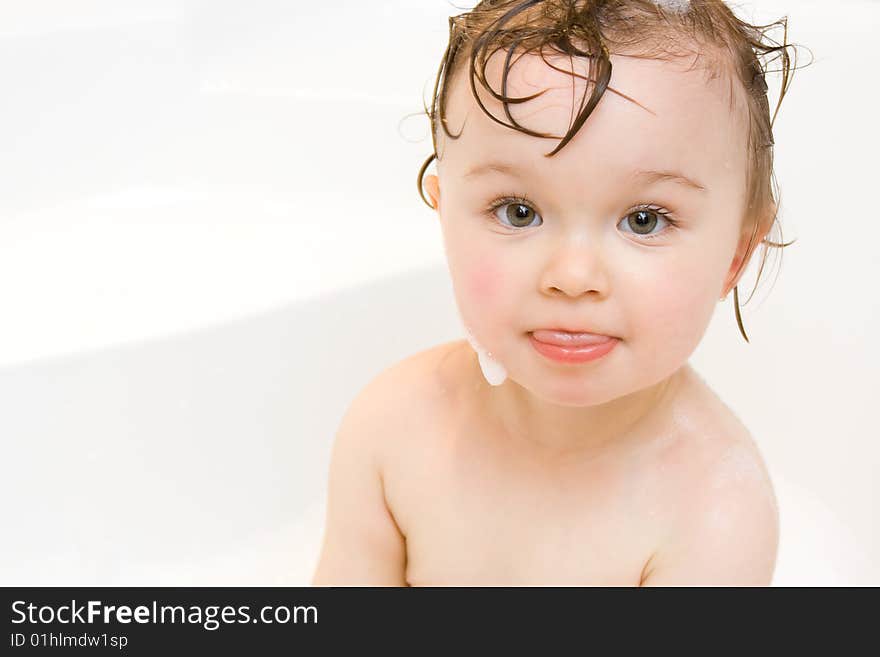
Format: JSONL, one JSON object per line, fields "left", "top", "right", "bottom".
{"left": 485, "top": 196, "right": 543, "bottom": 229}
{"left": 485, "top": 196, "right": 677, "bottom": 240}
{"left": 617, "top": 205, "right": 677, "bottom": 241}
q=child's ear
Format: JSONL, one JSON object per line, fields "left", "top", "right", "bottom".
{"left": 721, "top": 210, "right": 774, "bottom": 298}
{"left": 424, "top": 174, "right": 441, "bottom": 212}
{"left": 721, "top": 237, "right": 750, "bottom": 299}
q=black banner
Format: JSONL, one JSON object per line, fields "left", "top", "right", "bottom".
{"left": 0, "top": 586, "right": 871, "bottom": 653}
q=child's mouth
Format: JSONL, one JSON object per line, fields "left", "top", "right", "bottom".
{"left": 528, "top": 330, "right": 619, "bottom": 364}
{"left": 529, "top": 329, "right": 616, "bottom": 347}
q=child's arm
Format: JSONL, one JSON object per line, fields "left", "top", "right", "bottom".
{"left": 639, "top": 449, "right": 779, "bottom": 586}
{"left": 311, "top": 376, "right": 408, "bottom": 586}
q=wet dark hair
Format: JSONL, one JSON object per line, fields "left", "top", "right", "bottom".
{"left": 416, "top": 0, "right": 811, "bottom": 341}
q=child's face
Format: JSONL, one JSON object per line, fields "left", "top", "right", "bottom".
{"left": 425, "top": 50, "right": 758, "bottom": 406}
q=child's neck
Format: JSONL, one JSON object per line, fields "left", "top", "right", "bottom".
{"left": 485, "top": 363, "right": 687, "bottom": 461}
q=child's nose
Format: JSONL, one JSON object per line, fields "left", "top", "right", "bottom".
{"left": 539, "top": 237, "right": 610, "bottom": 299}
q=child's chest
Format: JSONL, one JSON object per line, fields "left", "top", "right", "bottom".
{"left": 383, "top": 413, "right": 675, "bottom": 586}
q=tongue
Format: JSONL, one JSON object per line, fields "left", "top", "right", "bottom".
{"left": 531, "top": 330, "right": 611, "bottom": 347}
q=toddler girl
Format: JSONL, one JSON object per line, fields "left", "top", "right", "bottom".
{"left": 313, "top": 0, "right": 803, "bottom": 586}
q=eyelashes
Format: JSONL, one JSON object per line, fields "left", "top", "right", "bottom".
{"left": 483, "top": 194, "right": 680, "bottom": 241}
{"left": 484, "top": 194, "right": 540, "bottom": 227}
{"left": 618, "top": 204, "right": 678, "bottom": 241}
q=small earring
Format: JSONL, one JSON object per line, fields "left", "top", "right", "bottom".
{"left": 733, "top": 285, "right": 749, "bottom": 344}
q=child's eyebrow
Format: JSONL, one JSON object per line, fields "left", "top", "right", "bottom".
{"left": 633, "top": 169, "right": 708, "bottom": 193}
{"left": 463, "top": 160, "right": 708, "bottom": 193}
{"left": 462, "top": 161, "right": 524, "bottom": 181}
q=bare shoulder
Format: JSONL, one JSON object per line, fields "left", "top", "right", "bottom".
{"left": 662, "top": 366, "right": 777, "bottom": 509}
{"left": 383, "top": 338, "right": 467, "bottom": 384}
{"left": 311, "top": 340, "right": 467, "bottom": 586}
{"left": 641, "top": 367, "right": 780, "bottom": 585}
{"left": 361, "top": 338, "right": 466, "bottom": 405}
{"left": 352, "top": 339, "right": 470, "bottom": 447}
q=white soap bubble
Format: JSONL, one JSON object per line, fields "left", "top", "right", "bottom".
{"left": 462, "top": 325, "right": 508, "bottom": 387}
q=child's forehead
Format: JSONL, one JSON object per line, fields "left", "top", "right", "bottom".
{"left": 440, "top": 48, "right": 749, "bottom": 178}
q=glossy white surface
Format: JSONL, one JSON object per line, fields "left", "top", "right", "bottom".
{"left": 0, "top": 0, "right": 877, "bottom": 585}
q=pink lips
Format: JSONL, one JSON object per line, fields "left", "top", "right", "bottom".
{"left": 529, "top": 329, "right": 618, "bottom": 364}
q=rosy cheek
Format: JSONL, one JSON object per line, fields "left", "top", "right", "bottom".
{"left": 468, "top": 261, "right": 501, "bottom": 303}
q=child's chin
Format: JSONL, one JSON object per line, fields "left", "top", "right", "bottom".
{"left": 522, "top": 379, "right": 623, "bottom": 408}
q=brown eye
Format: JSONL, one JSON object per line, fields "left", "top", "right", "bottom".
{"left": 618, "top": 206, "right": 672, "bottom": 240}
{"left": 629, "top": 209, "right": 657, "bottom": 234}
{"left": 492, "top": 201, "right": 542, "bottom": 229}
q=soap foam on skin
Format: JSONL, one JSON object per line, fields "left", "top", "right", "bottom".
{"left": 462, "top": 324, "right": 508, "bottom": 387}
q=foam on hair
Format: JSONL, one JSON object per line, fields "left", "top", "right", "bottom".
{"left": 652, "top": 0, "right": 691, "bottom": 13}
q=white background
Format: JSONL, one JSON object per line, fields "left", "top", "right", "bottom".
{"left": 0, "top": 1, "right": 877, "bottom": 585}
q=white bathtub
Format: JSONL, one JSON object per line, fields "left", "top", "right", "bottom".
{"left": 1, "top": 0, "right": 877, "bottom": 586}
